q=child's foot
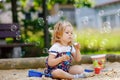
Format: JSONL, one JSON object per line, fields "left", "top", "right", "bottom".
{"left": 74, "top": 72, "right": 95, "bottom": 78}
{"left": 74, "top": 74, "right": 86, "bottom": 78}
{"left": 83, "top": 72, "right": 95, "bottom": 78}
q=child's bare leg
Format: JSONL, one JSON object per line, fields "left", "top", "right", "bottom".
{"left": 69, "top": 65, "right": 95, "bottom": 78}
{"left": 51, "top": 69, "right": 74, "bottom": 79}
{"left": 69, "top": 65, "right": 84, "bottom": 74}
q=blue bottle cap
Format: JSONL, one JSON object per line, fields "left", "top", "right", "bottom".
{"left": 66, "top": 52, "right": 71, "bottom": 56}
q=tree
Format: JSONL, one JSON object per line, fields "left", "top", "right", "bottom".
{"left": 11, "top": 0, "right": 18, "bottom": 23}
{"left": 43, "top": 0, "right": 49, "bottom": 48}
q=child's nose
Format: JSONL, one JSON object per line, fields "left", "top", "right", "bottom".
{"left": 69, "top": 33, "right": 72, "bottom": 36}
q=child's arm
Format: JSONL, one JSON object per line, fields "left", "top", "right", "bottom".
{"left": 48, "top": 54, "right": 70, "bottom": 67}
{"left": 72, "top": 43, "right": 82, "bottom": 62}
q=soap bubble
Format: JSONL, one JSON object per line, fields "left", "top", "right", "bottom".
{"left": 75, "top": 9, "right": 81, "bottom": 15}
{"left": 0, "top": 0, "right": 6, "bottom": 3}
{"left": 48, "top": 27, "right": 53, "bottom": 33}
{"left": 81, "top": 16, "right": 89, "bottom": 25}
{"left": 16, "top": 30, "right": 20, "bottom": 35}
{"left": 99, "top": 39, "right": 108, "bottom": 50}
{"left": 21, "top": 51, "right": 25, "bottom": 57}
{"left": 11, "top": 63, "right": 16, "bottom": 68}
{"left": 116, "top": 9, "right": 120, "bottom": 16}
{"left": 38, "top": 17, "right": 44, "bottom": 26}
{"left": 43, "top": 48, "right": 49, "bottom": 53}
{"left": 73, "top": 34, "right": 77, "bottom": 39}
{"left": 57, "top": 11, "right": 63, "bottom": 17}
{"left": 35, "top": 41, "right": 40, "bottom": 46}
{"left": 47, "top": 0, "right": 51, "bottom": 3}
{"left": 16, "top": 35, "right": 21, "bottom": 40}
{"left": 88, "top": 42, "right": 94, "bottom": 49}
{"left": 46, "top": 16, "right": 52, "bottom": 21}
{"left": 11, "top": 25, "right": 17, "bottom": 31}
{"left": 101, "top": 21, "right": 111, "bottom": 33}
{"left": 98, "top": 10, "right": 104, "bottom": 16}
{"left": 25, "top": 39, "right": 30, "bottom": 44}
{"left": 88, "top": 40, "right": 97, "bottom": 49}
{"left": 73, "top": 34, "right": 79, "bottom": 43}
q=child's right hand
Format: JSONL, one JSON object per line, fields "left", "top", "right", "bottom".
{"left": 61, "top": 54, "right": 70, "bottom": 61}
{"left": 73, "top": 42, "right": 80, "bottom": 50}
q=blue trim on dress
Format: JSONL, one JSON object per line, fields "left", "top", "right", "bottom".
{"left": 49, "top": 51, "right": 58, "bottom": 53}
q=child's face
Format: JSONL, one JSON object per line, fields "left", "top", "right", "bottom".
{"left": 61, "top": 26, "right": 73, "bottom": 45}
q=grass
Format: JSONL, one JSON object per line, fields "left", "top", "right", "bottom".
{"left": 74, "top": 28, "right": 120, "bottom": 55}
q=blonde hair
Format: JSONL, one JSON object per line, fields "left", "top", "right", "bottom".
{"left": 51, "top": 20, "right": 73, "bottom": 45}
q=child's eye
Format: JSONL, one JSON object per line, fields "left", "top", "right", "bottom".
{"left": 65, "top": 32, "right": 73, "bottom": 35}
{"left": 65, "top": 32, "right": 69, "bottom": 34}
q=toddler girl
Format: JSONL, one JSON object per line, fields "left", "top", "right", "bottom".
{"left": 44, "top": 20, "right": 93, "bottom": 79}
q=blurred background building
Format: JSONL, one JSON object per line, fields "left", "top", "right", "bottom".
{"left": 75, "top": 0, "right": 120, "bottom": 29}
{"left": 0, "top": 0, "right": 120, "bottom": 29}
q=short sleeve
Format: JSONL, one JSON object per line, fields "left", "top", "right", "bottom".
{"left": 49, "top": 43, "right": 59, "bottom": 56}
{"left": 71, "top": 45, "right": 76, "bottom": 53}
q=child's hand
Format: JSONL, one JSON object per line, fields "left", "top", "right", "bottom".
{"left": 61, "top": 54, "right": 70, "bottom": 61}
{"left": 73, "top": 42, "right": 80, "bottom": 50}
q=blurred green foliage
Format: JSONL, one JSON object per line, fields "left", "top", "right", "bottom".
{"left": 18, "top": 0, "right": 94, "bottom": 57}
{"left": 0, "top": 0, "right": 94, "bottom": 57}
{"left": 74, "top": 28, "right": 120, "bottom": 55}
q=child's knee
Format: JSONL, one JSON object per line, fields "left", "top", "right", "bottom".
{"left": 52, "top": 69, "right": 63, "bottom": 77}
{"left": 69, "top": 65, "right": 84, "bottom": 74}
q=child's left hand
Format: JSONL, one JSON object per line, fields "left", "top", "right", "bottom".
{"left": 62, "top": 54, "right": 70, "bottom": 61}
